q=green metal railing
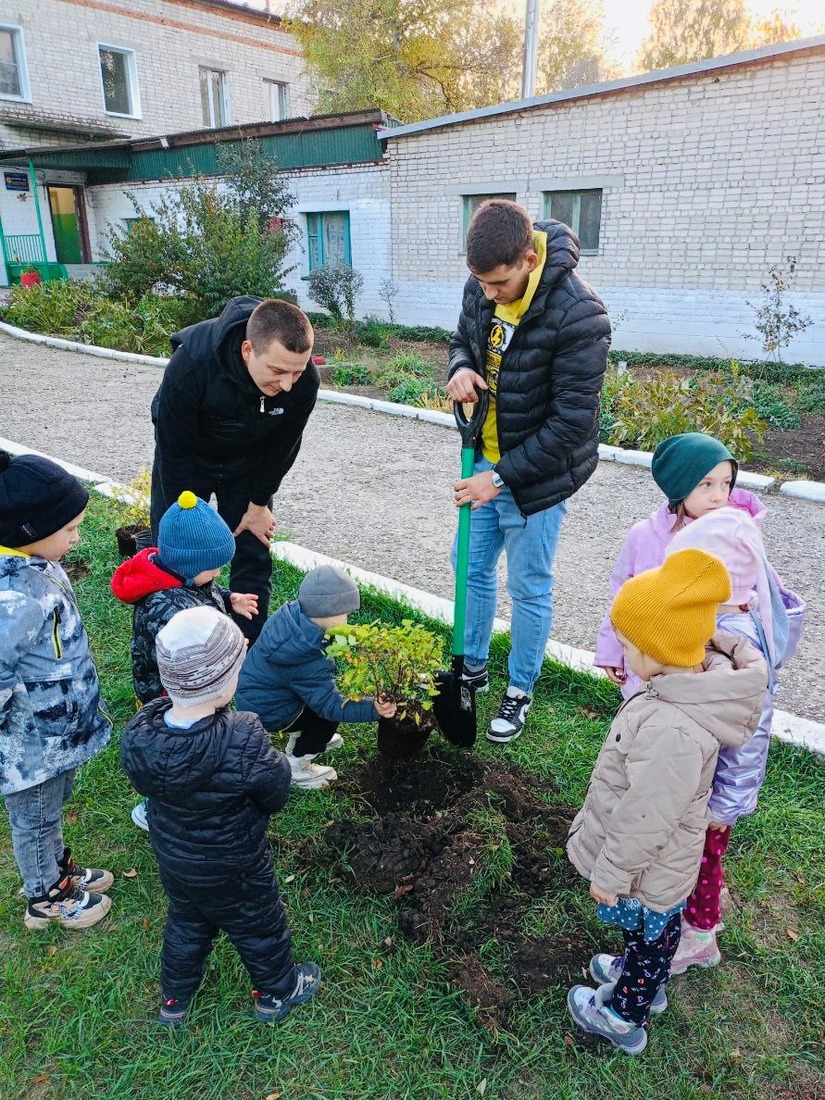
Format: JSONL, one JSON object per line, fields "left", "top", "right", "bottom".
{"left": 3, "top": 233, "right": 45, "bottom": 264}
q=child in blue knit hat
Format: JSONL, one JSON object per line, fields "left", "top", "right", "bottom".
{"left": 112, "top": 490, "right": 258, "bottom": 829}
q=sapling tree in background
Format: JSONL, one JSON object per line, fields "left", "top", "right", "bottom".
{"left": 325, "top": 619, "right": 443, "bottom": 727}
{"left": 378, "top": 277, "right": 400, "bottom": 323}
{"left": 307, "top": 264, "right": 364, "bottom": 329}
{"left": 745, "top": 255, "right": 813, "bottom": 363}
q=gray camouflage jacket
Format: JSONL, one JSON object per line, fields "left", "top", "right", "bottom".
{"left": 0, "top": 551, "right": 112, "bottom": 795}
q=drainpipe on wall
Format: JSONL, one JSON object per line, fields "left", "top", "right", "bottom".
{"left": 521, "top": 0, "right": 541, "bottom": 100}
{"left": 28, "top": 159, "right": 48, "bottom": 263}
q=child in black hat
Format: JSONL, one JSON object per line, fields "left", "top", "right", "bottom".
{"left": 236, "top": 565, "right": 397, "bottom": 788}
{"left": 112, "top": 490, "right": 258, "bottom": 829}
{"left": 0, "top": 449, "right": 113, "bottom": 930}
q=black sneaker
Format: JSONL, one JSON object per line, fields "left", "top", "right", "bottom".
{"left": 486, "top": 687, "right": 532, "bottom": 743}
{"left": 159, "top": 995, "right": 190, "bottom": 1027}
{"left": 252, "top": 962, "right": 322, "bottom": 1022}
{"left": 461, "top": 664, "right": 489, "bottom": 692}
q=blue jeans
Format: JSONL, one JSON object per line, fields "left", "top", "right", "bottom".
{"left": 452, "top": 457, "right": 567, "bottom": 694}
{"left": 4, "top": 770, "right": 75, "bottom": 897}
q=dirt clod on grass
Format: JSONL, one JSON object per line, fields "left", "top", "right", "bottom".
{"left": 317, "top": 748, "right": 589, "bottom": 1028}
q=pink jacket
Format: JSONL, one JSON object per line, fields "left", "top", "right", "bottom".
{"left": 595, "top": 489, "right": 767, "bottom": 698}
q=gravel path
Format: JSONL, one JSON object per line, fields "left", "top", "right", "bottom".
{"left": 3, "top": 331, "right": 823, "bottom": 722}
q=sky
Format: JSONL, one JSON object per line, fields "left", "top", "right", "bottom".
{"left": 233, "top": 0, "right": 824, "bottom": 71}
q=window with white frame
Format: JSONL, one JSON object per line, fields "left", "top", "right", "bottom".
{"left": 266, "top": 80, "right": 289, "bottom": 122}
{"left": 306, "top": 212, "right": 351, "bottom": 271}
{"left": 200, "top": 68, "right": 228, "bottom": 128}
{"left": 544, "top": 189, "right": 602, "bottom": 252}
{"left": 462, "top": 193, "right": 516, "bottom": 250}
{"left": 98, "top": 44, "right": 140, "bottom": 117}
{"left": 0, "top": 25, "right": 29, "bottom": 101}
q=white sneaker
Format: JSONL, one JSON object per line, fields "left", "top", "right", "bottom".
{"left": 324, "top": 732, "right": 344, "bottom": 751}
{"left": 287, "top": 753, "right": 337, "bottom": 789}
{"left": 487, "top": 687, "right": 532, "bottom": 743}
{"left": 131, "top": 798, "right": 149, "bottom": 831}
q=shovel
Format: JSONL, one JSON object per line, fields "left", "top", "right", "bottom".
{"left": 433, "top": 387, "right": 490, "bottom": 748}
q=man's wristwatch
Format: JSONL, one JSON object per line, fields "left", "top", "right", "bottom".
{"left": 490, "top": 470, "right": 504, "bottom": 489}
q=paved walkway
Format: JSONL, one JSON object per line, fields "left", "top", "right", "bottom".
{"left": 2, "top": 331, "right": 823, "bottom": 721}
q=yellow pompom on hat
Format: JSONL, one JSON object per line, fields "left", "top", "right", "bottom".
{"left": 610, "top": 548, "right": 732, "bottom": 667}
{"left": 157, "top": 490, "right": 235, "bottom": 584}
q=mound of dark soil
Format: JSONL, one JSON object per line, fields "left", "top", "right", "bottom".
{"left": 314, "top": 748, "right": 590, "bottom": 1028}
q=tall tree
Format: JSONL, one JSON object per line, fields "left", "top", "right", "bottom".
{"left": 537, "top": 0, "right": 619, "bottom": 94}
{"left": 287, "top": 0, "right": 522, "bottom": 123}
{"left": 750, "top": 11, "right": 801, "bottom": 47}
{"left": 636, "top": 0, "right": 750, "bottom": 70}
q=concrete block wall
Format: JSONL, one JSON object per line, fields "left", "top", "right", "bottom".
{"left": 0, "top": 0, "right": 312, "bottom": 150}
{"left": 385, "top": 48, "right": 825, "bottom": 363}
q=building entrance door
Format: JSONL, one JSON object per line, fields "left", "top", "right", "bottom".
{"left": 47, "top": 185, "right": 89, "bottom": 264}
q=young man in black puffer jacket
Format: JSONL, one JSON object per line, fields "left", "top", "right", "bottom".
{"left": 120, "top": 606, "right": 321, "bottom": 1026}
{"left": 446, "top": 199, "right": 610, "bottom": 744}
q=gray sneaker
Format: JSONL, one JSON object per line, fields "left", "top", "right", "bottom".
{"left": 567, "top": 983, "right": 647, "bottom": 1055}
{"left": 589, "top": 954, "right": 668, "bottom": 1014}
{"left": 487, "top": 687, "right": 531, "bottom": 743}
{"left": 253, "top": 962, "right": 322, "bottom": 1022}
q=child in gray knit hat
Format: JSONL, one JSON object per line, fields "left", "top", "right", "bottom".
{"left": 120, "top": 606, "right": 322, "bottom": 1026}
{"left": 236, "top": 565, "right": 397, "bottom": 788}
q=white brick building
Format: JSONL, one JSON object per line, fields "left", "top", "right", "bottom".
{"left": 380, "top": 37, "right": 825, "bottom": 363}
{"left": 0, "top": 0, "right": 311, "bottom": 150}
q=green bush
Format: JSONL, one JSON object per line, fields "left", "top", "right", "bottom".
{"left": 356, "top": 316, "right": 391, "bottom": 348}
{"left": 608, "top": 368, "right": 767, "bottom": 460}
{"left": 331, "top": 363, "right": 374, "bottom": 386}
{"left": 306, "top": 264, "right": 364, "bottom": 325}
{"left": 2, "top": 279, "right": 89, "bottom": 336}
{"left": 796, "top": 376, "right": 825, "bottom": 414}
{"left": 377, "top": 351, "right": 435, "bottom": 389}
{"left": 1, "top": 281, "right": 194, "bottom": 357}
{"left": 747, "top": 381, "right": 802, "bottom": 430}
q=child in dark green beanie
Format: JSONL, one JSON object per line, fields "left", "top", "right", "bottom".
{"left": 594, "top": 432, "right": 767, "bottom": 697}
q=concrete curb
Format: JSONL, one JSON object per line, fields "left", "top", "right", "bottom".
{"left": 2, "top": 436, "right": 823, "bottom": 756}
{"left": 4, "top": 318, "right": 823, "bottom": 501}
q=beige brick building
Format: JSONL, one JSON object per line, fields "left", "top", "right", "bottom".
{"left": 383, "top": 37, "right": 825, "bottom": 364}
{"left": 0, "top": 0, "right": 311, "bottom": 150}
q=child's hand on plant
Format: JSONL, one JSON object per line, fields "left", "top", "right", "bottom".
{"left": 590, "top": 882, "right": 618, "bottom": 907}
{"left": 374, "top": 695, "right": 397, "bottom": 720}
{"left": 600, "top": 665, "right": 626, "bottom": 685}
{"left": 229, "top": 592, "right": 259, "bottom": 620}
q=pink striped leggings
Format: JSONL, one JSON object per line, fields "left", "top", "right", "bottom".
{"left": 684, "top": 825, "right": 733, "bottom": 931}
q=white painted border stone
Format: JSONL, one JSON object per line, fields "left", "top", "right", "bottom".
{"left": 780, "top": 480, "right": 825, "bottom": 503}
{"left": 3, "top": 436, "right": 821, "bottom": 755}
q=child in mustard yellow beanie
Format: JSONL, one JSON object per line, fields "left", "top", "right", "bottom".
{"left": 566, "top": 548, "right": 767, "bottom": 1055}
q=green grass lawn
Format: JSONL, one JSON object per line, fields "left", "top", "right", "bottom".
{"left": 1, "top": 493, "right": 823, "bottom": 1100}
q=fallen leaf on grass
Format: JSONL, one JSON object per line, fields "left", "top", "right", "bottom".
{"left": 32, "top": 1076, "right": 51, "bottom": 1086}
{"left": 394, "top": 884, "right": 414, "bottom": 898}
{"left": 283, "top": 875, "right": 295, "bottom": 885}
{"left": 107, "top": 925, "right": 119, "bottom": 933}
{"left": 142, "top": 918, "right": 152, "bottom": 930}
{"left": 477, "top": 1080, "right": 487, "bottom": 1096}
{"left": 265, "top": 1093, "right": 281, "bottom": 1100}
{"left": 786, "top": 927, "right": 800, "bottom": 941}
{"left": 122, "top": 868, "right": 138, "bottom": 879}
{"left": 576, "top": 707, "right": 600, "bottom": 721}
{"left": 372, "top": 958, "right": 384, "bottom": 970}
{"left": 44, "top": 945, "right": 58, "bottom": 957}
{"left": 64, "top": 811, "right": 79, "bottom": 826}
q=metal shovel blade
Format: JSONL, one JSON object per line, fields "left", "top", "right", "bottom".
{"left": 433, "top": 656, "right": 478, "bottom": 748}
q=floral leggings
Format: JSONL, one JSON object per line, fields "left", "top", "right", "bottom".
{"left": 684, "top": 825, "right": 733, "bottom": 931}
{"left": 609, "top": 911, "right": 682, "bottom": 1026}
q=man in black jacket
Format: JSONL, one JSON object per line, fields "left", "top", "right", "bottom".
{"left": 150, "top": 296, "right": 319, "bottom": 643}
{"left": 446, "top": 199, "right": 610, "bottom": 744}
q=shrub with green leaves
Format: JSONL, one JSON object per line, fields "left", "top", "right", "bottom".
{"left": 331, "top": 363, "right": 374, "bottom": 386}
{"left": 608, "top": 367, "right": 767, "bottom": 460}
{"left": 325, "top": 619, "right": 444, "bottom": 724}
{"left": 747, "top": 381, "right": 802, "bottom": 430}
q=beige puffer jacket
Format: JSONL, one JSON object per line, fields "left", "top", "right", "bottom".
{"left": 567, "top": 633, "right": 766, "bottom": 911}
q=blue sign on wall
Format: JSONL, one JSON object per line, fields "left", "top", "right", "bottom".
{"left": 4, "top": 171, "right": 30, "bottom": 192}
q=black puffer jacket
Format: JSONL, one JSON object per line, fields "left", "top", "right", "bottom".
{"left": 151, "top": 296, "right": 319, "bottom": 506}
{"left": 449, "top": 220, "right": 610, "bottom": 515}
{"left": 120, "top": 698, "right": 291, "bottom": 883}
